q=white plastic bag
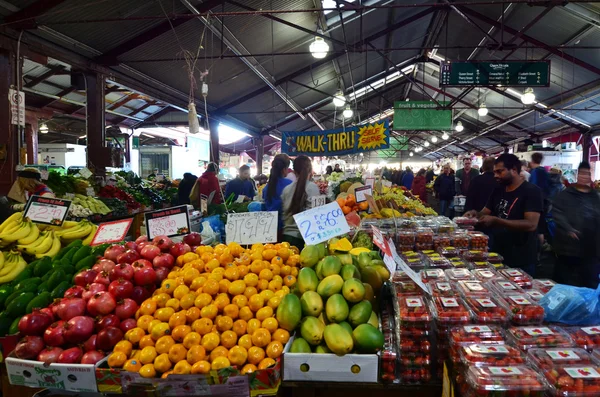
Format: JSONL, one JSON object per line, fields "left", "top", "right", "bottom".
{"left": 200, "top": 220, "right": 216, "bottom": 246}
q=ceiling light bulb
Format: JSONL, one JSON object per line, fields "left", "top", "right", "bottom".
{"left": 431, "top": 136, "right": 438, "bottom": 143}
{"left": 478, "top": 103, "right": 488, "bottom": 116}
{"left": 442, "top": 132, "right": 449, "bottom": 140}
{"left": 309, "top": 36, "right": 329, "bottom": 59}
{"left": 455, "top": 121, "right": 464, "bottom": 132}
{"left": 342, "top": 106, "right": 353, "bottom": 119}
{"left": 409, "top": 152, "right": 414, "bottom": 157}
{"left": 521, "top": 87, "right": 536, "bottom": 105}
{"left": 333, "top": 90, "right": 346, "bottom": 107}
{"left": 424, "top": 141, "right": 430, "bottom": 147}
{"left": 39, "top": 124, "right": 49, "bottom": 134}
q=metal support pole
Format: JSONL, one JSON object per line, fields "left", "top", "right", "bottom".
{"left": 25, "top": 119, "right": 38, "bottom": 164}
{"left": 255, "top": 136, "right": 264, "bottom": 175}
{"left": 0, "top": 49, "right": 18, "bottom": 195}
{"left": 85, "top": 72, "right": 106, "bottom": 174}
{"left": 582, "top": 133, "right": 592, "bottom": 163}
{"left": 209, "top": 119, "right": 220, "bottom": 165}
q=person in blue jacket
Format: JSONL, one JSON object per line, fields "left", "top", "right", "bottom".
{"left": 263, "top": 154, "right": 292, "bottom": 234}
{"left": 401, "top": 167, "right": 414, "bottom": 189}
{"left": 225, "top": 165, "right": 255, "bottom": 201}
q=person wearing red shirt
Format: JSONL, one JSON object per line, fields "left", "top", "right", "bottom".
{"left": 411, "top": 169, "right": 427, "bottom": 202}
{"left": 191, "top": 162, "right": 222, "bottom": 207}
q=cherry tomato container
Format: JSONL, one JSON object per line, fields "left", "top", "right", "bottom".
{"left": 469, "top": 233, "right": 489, "bottom": 250}
{"left": 399, "top": 353, "right": 431, "bottom": 369}
{"left": 394, "top": 280, "right": 423, "bottom": 296}
{"left": 470, "top": 260, "right": 493, "bottom": 269}
{"left": 454, "top": 216, "right": 478, "bottom": 228}
{"left": 397, "top": 230, "right": 416, "bottom": 247}
{"left": 533, "top": 278, "right": 557, "bottom": 293}
{"left": 433, "top": 235, "right": 451, "bottom": 250}
{"left": 487, "top": 252, "right": 504, "bottom": 264}
{"left": 544, "top": 365, "right": 600, "bottom": 396}
{"left": 526, "top": 288, "right": 546, "bottom": 302}
{"left": 392, "top": 270, "right": 412, "bottom": 282}
{"left": 449, "top": 325, "right": 506, "bottom": 364}
{"left": 450, "top": 257, "right": 468, "bottom": 268}
{"left": 405, "top": 257, "right": 426, "bottom": 270}
{"left": 527, "top": 348, "right": 598, "bottom": 371}
{"left": 428, "top": 280, "right": 457, "bottom": 297}
{"left": 427, "top": 255, "right": 452, "bottom": 269}
{"left": 398, "top": 244, "right": 416, "bottom": 253}
{"left": 507, "top": 326, "right": 574, "bottom": 352}
{"left": 488, "top": 279, "right": 526, "bottom": 296}
{"left": 398, "top": 368, "right": 432, "bottom": 384}
{"left": 398, "top": 295, "right": 432, "bottom": 324}
{"left": 421, "top": 268, "right": 446, "bottom": 282}
{"left": 462, "top": 365, "right": 548, "bottom": 397}
{"left": 472, "top": 268, "right": 501, "bottom": 282}
{"left": 460, "top": 344, "right": 525, "bottom": 366}
{"left": 457, "top": 280, "right": 493, "bottom": 295}
{"left": 451, "top": 233, "right": 471, "bottom": 249}
{"left": 565, "top": 326, "right": 600, "bottom": 353}
{"left": 430, "top": 296, "right": 472, "bottom": 327}
{"left": 438, "top": 246, "right": 459, "bottom": 258}
{"left": 463, "top": 249, "right": 489, "bottom": 262}
{"left": 415, "top": 227, "right": 434, "bottom": 245}
{"left": 401, "top": 250, "right": 422, "bottom": 260}
{"left": 399, "top": 338, "right": 432, "bottom": 353}
{"left": 445, "top": 268, "right": 475, "bottom": 282}
{"left": 503, "top": 294, "right": 545, "bottom": 325}
{"left": 464, "top": 295, "right": 510, "bottom": 324}
{"left": 499, "top": 268, "right": 534, "bottom": 289}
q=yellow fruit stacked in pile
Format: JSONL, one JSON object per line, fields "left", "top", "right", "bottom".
{"left": 107, "top": 242, "right": 300, "bottom": 378}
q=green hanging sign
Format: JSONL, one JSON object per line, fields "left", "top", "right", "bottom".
{"left": 393, "top": 101, "right": 452, "bottom": 131}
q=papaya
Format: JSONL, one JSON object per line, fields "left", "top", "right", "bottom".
{"left": 71, "top": 245, "right": 92, "bottom": 265}
{"left": 325, "top": 294, "right": 349, "bottom": 323}
{"left": 352, "top": 324, "right": 384, "bottom": 353}
{"left": 356, "top": 252, "right": 372, "bottom": 271}
{"left": 314, "top": 344, "right": 331, "bottom": 354}
{"left": 342, "top": 278, "right": 366, "bottom": 303}
{"left": 370, "top": 259, "right": 385, "bottom": 268}
{"left": 300, "top": 291, "right": 323, "bottom": 317}
{"left": 299, "top": 245, "right": 320, "bottom": 268}
{"left": 361, "top": 267, "right": 383, "bottom": 291}
{"left": 368, "top": 251, "right": 381, "bottom": 260}
{"left": 276, "top": 294, "right": 302, "bottom": 331}
{"left": 327, "top": 238, "right": 340, "bottom": 255}
{"left": 316, "top": 243, "right": 326, "bottom": 259}
{"left": 27, "top": 292, "right": 52, "bottom": 313}
{"left": 340, "top": 264, "right": 360, "bottom": 281}
{"left": 374, "top": 265, "right": 391, "bottom": 281}
{"left": 6, "top": 292, "right": 34, "bottom": 318}
{"left": 363, "top": 283, "right": 375, "bottom": 305}
{"left": 297, "top": 268, "right": 318, "bottom": 294}
{"left": 348, "top": 300, "right": 372, "bottom": 328}
{"left": 339, "top": 321, "right": 353, "bottom": 334}
{"left": 324, "top": 323, "right": 354, "bottom": 355}
{"left": 334, "top": 253, "right": 352, "bottom": 266}
{"left": 349, "top": 247, "right": 370, "bottom": 256}
{"left": 367, "top": 311, "right": 379, "bottom": 328}
{"left": 316, "top": 275, "right": 344, "bottom": 298}
{"left": 315, "top": 260, "right": 324, "bottom": 280}
{"left": 320, "top": 256, "right": 342, "bottom": 278}
{"left": 290, "top": 337, "right": 312, "bottom": 353}
{"left": 300, "top": 316, "right": 325, "bottom": 346}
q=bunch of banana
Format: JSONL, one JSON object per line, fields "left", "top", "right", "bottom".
{"left": 82, "top": 224, "right": 99, "bottom": 246}
{"left": 16, "top": 230, "right": 61, "bottom": 258}
{"left": 55, "top": 220, "right": 94, "bottom": 244}
{"left": 0, "top": 219, "right": 34, "bottom": 247}
{"left": 0, "top": 212, "right": 22, "bottom": 233}
{"left": 0, "top": 251, "right": 27, "bottom": 284}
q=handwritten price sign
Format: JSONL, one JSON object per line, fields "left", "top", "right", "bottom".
{"left": 91, "top": 219, "right": 133, "bottom": 246}
{"left": 24, "top": 195, "right": 71, "bottom": 226}
{"left": 226, "top": 212, "right": 278, "bottom": 245}
{"left": 145, "top": 205, "right": 190, "bottom": 240}
{"left": 293, "top": 201, "right": 350, "bottom": 245}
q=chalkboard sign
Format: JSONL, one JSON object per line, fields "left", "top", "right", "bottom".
{"left": 24, "top": 195, "right": 72, "bottom": 226}
{"left": 145, "top": 205, "right": 190, "bottom": 240}
{"left": 293, "top": 201, "right": 350, "bottom": 245}
{"left": 226, "top": 212, "right": 278, "bottom": 245}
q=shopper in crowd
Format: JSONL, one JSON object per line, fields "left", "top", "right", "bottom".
{"left": 225, "top": 165, "right": 255, "bottom": 202}
{"left": 18, "top": 168, "right": 55, "bottom": 199}
{"left": 325, "top": 165, "right": 333, "bottom": 175}
{"left": 190, "top": 162, "right": 222, "bottom": 206}
{"left": 401, "top": 167, "right": 414, "bottom": 189}
{"left": 465, "top": 154, "right": 543, "bottom": 276}
{"left": 148, "top": 168, "right": 159, "bottom": 179}
{"left": 281, "top": 155, "right": 320, "bottom": 250}
{"left": 552, "top": 161, "right": 600, "bottom": 288}
{"left": 426, "top": 167, "right": 436, "bottom": 184}
{"left": 263, "top": 155, "right": 293, "bottom": 234}
{"left": 411, "top": 169, "right": 427, "bottom": 202}
{"left": 255, "top": 174, "right": 268, "bottom": 197}
{"left": 520, "top": 160, "right": 530, "bottom": 182}
{"left": 433, "top": 164, "right": 456, "bottom": 217}
{"left": 393, "top": 168, "right": 404, "bottom": 186}
{"left": 529, "top": 152, "right": 551, "bottom": 249}
{"left": 382, "top": 167, "right": 392, "bottom": 181}
{"left": 465, "top": 157, "right": 497, "bottom": 212}
{"left": 334, "top": 163, "right": 342, "bottom": 173}
{"left": 548, "top": 168, "right": 565, "bottom": 202}
{"left": 177, "top": 173, "right": 197, "bottom": 205}
{"left": 456, "top": 157, "right": 480, "bottom": 196}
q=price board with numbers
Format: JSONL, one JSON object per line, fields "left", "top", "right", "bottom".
{"left": 91, "top": 218, "right": 133, "bottom": 246}
{"left": 354, "top": 186, "right": 373, "bottom": 203}
{"left": 145, "top": 205, "right": 190, "bottom": 240}
{"left": 309, "top": 195, "right": 327, "bottom": 208}
{"left": 225, "top": 211, "right": 278, "bottom": 245}
{"left": 293, "top": 201, "right": 350, "bottom": 245}
{"left": 24, "top": 195, "right": 72, "bottom": 226}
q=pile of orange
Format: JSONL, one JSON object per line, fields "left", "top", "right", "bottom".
{"left": 107, "top": 242, "right": 300, "bottom": 379}
{"left": 336, "top": 194, "right": 369, "bottom": 214}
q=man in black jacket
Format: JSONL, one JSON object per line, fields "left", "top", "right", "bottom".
{"left": 465, "top": 157, "right": 498, "bottom": 212}
{"left": 178, "top": 173, "right": 198, "bottom": 205}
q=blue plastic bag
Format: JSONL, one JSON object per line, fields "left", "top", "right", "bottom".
{"left": 539, "top": 283, "right": 600, "bottom": 325}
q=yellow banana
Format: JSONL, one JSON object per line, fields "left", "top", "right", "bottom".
{"left": 24, "top": 231, "right": 54, "bottom": 255}
{"left": 60, "top": 222, "right": 92, "bottom": 241}
{"left": 17, "top": 223, "right": 40, "bottom": 245}
{"left": 0, "top": 251, "right": 4, "bottom": 271}
{"left": 61, "top": 221, "right": 80, "bottom": 229}
{"left": 0, "top": 220, "right": 24, "bottom": 237}
{"left": 17, "top": 231, "right": 47, "bottom": 252}
{"left": 0, "top": 253, "right": 17, "bottom": 277}
{"left": 0, "top": 212, "right": 21, "bottom": 234}
{"left": 82, "top": 224, "right": 98, "bottom": 246}
{"left": 55, "top": 222, "right": 83, "bottom": 237}
{"left": 0, "top": 222, "right": 31, "bottom": 243}
{"left": 0, "top": 257, "right": 26, "bottom": 284}
{"left": 37, "top": 234, "right": 61, "bottom": 259}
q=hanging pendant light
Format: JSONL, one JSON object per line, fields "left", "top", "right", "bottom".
{"left": 521, "top": 87, "right": 536, "bottom": 105}
{"left": 442, "top": 132, "right": 449, "bottom": 140}
{"left": 424, "top": 141, "right": 430, "bottom": 147}
{"left": 39, "top": 124, "right": 49, "bottom": 134}
{"left": 409, "top": 151, "right": 414, "bottom": 157}
{"left": 455, "top": 121, "right": 464, "bottom": 132}
{"left": 342, "top": 106, "right": 353, "bottom": 119}
{"left": 431, "top": 136, "right": 438, "bottom": 143}
{"left": 333, "top": 90, "right": 346, "bottom": 107}
{"left": 478, "top": 103, "right": 488, "bottom": 116}
{"left": 309, "top": 36, "right": 329, "bottom": 59}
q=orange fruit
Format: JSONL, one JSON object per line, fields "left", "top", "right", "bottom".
{"left": 153, "top": 292, "right": 170, "bottom": 308}
{"left": 211, "top": 356, "right": 231, "bottom": 370}
{"left": 154, "top": 307, "right": 175, "bottom": 322}
{"left": 232, "top": 319, "right": 248, "bottom": 337}
{"left": 256, "top": 306, "right": 273, "bottom": 322}
{"left": 237, "top": 265, "right": 249, "bottom": 277}
{"left": 165, "top": 298, "right": 180, "bottom": 311}
{"left": 243, "top": 273, "right": 259, "bottom": 287}
{"left": 139, "top": 335, "right": 155, "bottom": 349}
{"left": 210, "top": 346, "right": 229, "bottom": 362}
{"left": 269, "top": 264, "right": 281, "bottom": 277}
{"left": 228, "top": 280, "right": 246, "bottom": 296}
{"left": 171, "top": 325, "right": 192, "bottom": 342}
{"left": 194, "top": 293, "right": 212, "bottom": 309}
{"left": 218, "top": 279, "right": 231, "bottom": 294}
{"left": 213, "top": 293, "right": 230, "bottom": 311}
{"left": 186, "top": 345, "right": 206, "bottom": 364}
{"left": 290, "top": 267, "right": 298, "bottom": 277}
{"left": 139, "top": 299, "right": 157, "bottom": 316}
{"left": 247, "top": 346, "right": 265, "bottom": 365}
{"left": 139, "top": 364, "right": 156, "bottom": 378}
{"left": 155, "top": 335, "right": 176, "bottom": 355}
{"left": 125, "top": 328, "right": 145, "bottom": 344}
{"left": 250, "top": 260, "right": 265, "bottom": 274}
{"left": 280, "top": 265, "right": 292, "bottom": 276}
{"left": 247, "top": 318, "right": 261, "bottom": 335}
{"left": 244, "top": 286, "right": 259, "bottom": 299}
{"left": 224, "top": 266, "right": 239, "bottom": 281}
{"left": 186, "top": 307, "right": 201, "bottom": 323}
{"left": 248, "top": 295, "right": 264, "bottom": 312}
{"left": 266, "top": 341, "right": 283, "bottom": 358}
{"left": 181, "top": 252, "right": 199, "bottom": 264}
{"left": 283, "top": 275, "right": 296, "bottom": 287}
{"left": 257, "top": 279, "right": 269, "bottom": 291}
{"left": 262, "top": 249, "right": 277, "bottom": 261}
{"left": 137, "top": 315, "right": 154, "bottom": 332}
{"left": 168, "top": 344, "right": 188, "bottom": 364}
{"left": 259, "top": 269, "right": 273, "bottom": 281}
{"left": 262, "top": 318, "right": 278, "bottom": 334}
{"left": 180, "top": 293, "right": 197, "bottom": 310}
{"left": 228, "top": 345, "right": 248, "bottom": 366}
{"left": 190, "top": 276, "right": 206, "bottom": 290}
{"left": 232, "top": 295, "right": 248, "bottom": 309}
{"left": 271, "top": 256, "right": 284, "bottom": 267}
{"left": 201, "top": 332, "right": 220, "bottom": 351}
{"left": 220, "top": 330, "right": 238, "bottom": 349}
{"left": 191, "top": 360, "right": 211, "bottom": 374}
{"left": 173, "top": 360, "right": 192, "bottom": 375}
{"left": 154, "top": 353, "right": 172, "bottom": 373}
{"left": 272, "top": 329, "right": 290, "bottom": 344}
{"left": 173, "top": 285, "right": 190, "bottom": 300}
{"left": 150, "top": 322, "right": 170, "bottom": 341}
{"left": 223, "top": 304, "right": 239, "bottom": 319}
{"left": 203, "top": 278, "right": 219, "bottom": 295}
{"left": 182, "top": 331, "right": 202, "bottom": 349}
{"left": 258, "top": 357, "right": 276, "bottom": 369}
{"left": 239, "top": 306, "right": 254, "bottom": 322}
{"left": 205, "top": 258, "right": 220, "bottom": 273}
{"left": 114, "top": 340, "right": 133, "bottom": 357}
{"left": 238, "top": 334, "right": 253, "bottom": 350}
{"left": 168, "top": 311, "right": 187, "bottom": 328}
{"left": 122, "top": 358, "right": 142, "bottom": 372}
{"left": 192, "top": 318, "right": 213, "bottom": 335}
{"left": 183, "top": 268, "right": 200, "bottom": 285}
{"left": 277, "top": 248, "right": 290, "bottom": 261}
{"left": 267, "top": 296, "right": 282, "bottom": 310}
{"left": 200, "top": 304, "right": 218, "bottom": 320}
{"left": 139, "top": 346, "right": 157, "bottom": 365}
{"left": 241, "top": 363, "right": 257, "bottom": 374}
{"left": 108, "top": 351, "right": 127, "bottom": 368}
{"left": 147, "top": 319, "right": 161, "bottom": 334}
{"left": 252, "top": 328, "right": 271, "bottom": 348}
{"left": 216, "top": 315, "right": 233, "bottom": 332}
{"left": 260, "top": 289, "right": 275, "bottom": 301}
{"left": 286, "top": 255, "right": 300, "bottom": 267}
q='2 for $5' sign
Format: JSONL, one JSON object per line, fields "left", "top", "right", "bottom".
{"left": 293, "top": 201, "right": 350, "bottom": 245}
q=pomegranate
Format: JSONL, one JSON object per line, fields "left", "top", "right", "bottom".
{"left": 44, "top": 321, "right": 66, "bottom": 346}
{"left": 153, "top": 253, "right": 175, "bottom": 269}
{"left": 39, "top": 307, "right": 54, "bottom": 319}
{"left": 50, "top": 299, "right": 62, "bottom": 318}
{"left": 183, "top": 232, "right": 201, "bottom": 247}
{"left": 64, "top": 316, "right": 95, "bottom": 344}
{"left": 119, "top": 318, "right": 137, "bottom": 333}
{"left": 15, "top": 336, "right": 45, "bottom": 359}
{"left": 131, "top": 286, "right": 152, "bottom": 305}
{"left": 170, "top": 242, "right": 191, "bottom": 257}
{"left": 93, "top": 271, "right": 111, "bottom": 286}
{"left": 134, "top": 267, "right": 157, "bottom": 286}
{"left": 124, "top": 241, "right": 138, "bottom": 252}
{"left": 104, "top": 245, "right": 126, "bottom": 262}
{"left": 140, "top": 244, "right": 161, "bottom": 261}
{"left": 132, "top": 259, "right": 153, "bottom": 270}
{"left": 96, "top": 314, "right": 120, "bottom": 332}
{"left": 82, "top": 283, "right": 106, "bottom": 301}
{"left": 117, "top": 249, "right": 140, "bottom": 265}
{"left": 135, "top": 235, "right": 148, "bottom": 245}
{"left": 108, "top": 279, "right": 134, "bottom": 300}
{"left": 87, "top": 292, "right": 116, "bottom": 316}
{"left": 64, "top": 285, "right": 85, "bottom": 298}
{"left": 38, "top": 347, "right": 63, "bottom": 363}
{"left": 92, "top": 258, "right": 116, "bottom": 274}
{"left": 58, "top": 347, "right": 83, "bottom": 364}
{"left": 115, "top": 299, "right": 139, "bottom": 320}
{"left": 74, "top": 269, "right": 98, "bottom": 287}
{"left": 110, "top": 263, "right": 134, "bottom": 281}
{"left": 136, "top": 241, "right": 150, "bottom": 254}
{"left": 153, "top": 235, "right": 173, "bottom": 252}
{"left": 18, "top": 310, "right": 53, "bottom": 336}
{"left": 56, "top": 298, "right": 86, "bottom": 321}
{"left": 155, "top": 267, "right": 170, "bottom": 282}
{"left": 83, "top": 334, "right": 97, "bottom": 352}
{"left": 81, "top": 350, "right": 105, "bottom": 364}
{"left": 96, "top": 327, "right": 124, "bottom": 351}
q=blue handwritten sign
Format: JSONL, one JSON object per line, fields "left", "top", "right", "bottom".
{"left": 293, "top": 202, "right": 350, "bottom": 245}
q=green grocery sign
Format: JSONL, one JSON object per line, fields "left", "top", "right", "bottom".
{"left": 393, "top": 101, "right": 452, "bottom": 131}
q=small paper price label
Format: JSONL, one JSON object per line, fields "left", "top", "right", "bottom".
{"left": 354, "top": 186, "right": 373, "bottom": 203}
{"left": 372, "top": 225, "right": 390, "bottom": 256}
{"left": 24, "top": 195, "right": 71, "bottom": 226}
{"left": 226, "top": 212, "right": 278, "bottom": 245}
{"left": 145, "top": 205, "right": 190, "bottom": 239}
{"left": 309, "top": 195, "right": 327, "bottom": 208}
{"left": 91, "top": 219, "right": 133, "bottom": 246}
{"left": 293, "top": 201, "right": 350, "bottom": 245}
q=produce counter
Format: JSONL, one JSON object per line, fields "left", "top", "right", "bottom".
{"left": 278, "top": 381, "right": 442, "bottom": 397}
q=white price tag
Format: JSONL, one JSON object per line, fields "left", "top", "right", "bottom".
{"left": 354, "top": 186, "right": 373, "bottom": 203}
{"left": 91, "top": 219, "right": 133, "bottom": 246}
{"left": 464, "top": 325, "right": 491, "bottom": 333}
{"left": 24, "top": 195, "right": 72, "bottom": 226}
{"left": 382, "top": 180, "right": 392, "bottom": 188}
{"left": 564, "top": 367, "right": 600, "bottom": 379}
{"left": 475, "top": 298, "right": 497, "bottom": 308}
{"left": 226, "top": 211, "right": 278, "bottom": 245}
{"left": 293, "top": 201, "right": 350, "bottom": 245}
{"left": 524, "top": 327, "right": 554, "bottom": 336}
{"left": 309, "top": 195, "right": 327, "bottom": 208}
{"left": 470, "top": 345, "right": 509, "bottom": 354}
{"left": 509, "top": 295, "right": 531, "bottom": 305}
{"left": 405, "top": 297, "right": 423, "bottom": 307}
{"left": 441, "top": 297, "right": 459, "bottom": 307}
{"left": 79, "top": 168, "right": 93, "bottom": 178}
{"left": 364, "top": 177, "right": 375, "bottom": 188}
{"left": 547, "top": 350, "right": 580, "bottom": 360}
{"left": 388, "top": 237, "right": 430, "bottom": 294}
{"left": 145, "top": 205, "right": 190, "bottom": 239}
{"left": 498, "top": 281, "right": 517, "bottom": 290}
{"left": 372, "top": 225, "right": 390, "bottom": 255}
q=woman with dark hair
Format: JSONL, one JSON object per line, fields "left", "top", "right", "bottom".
{"left": 411, "top": 169, "right": 427, "bottom": 202}
{"left": 190, "top": 162, "right": 222, "bottom": 207}
{"left": 281, "top": 155, "right": 320, "bottom": 249}
{"left": 325, "top": 165, "right": 333, "bottom": 175}
{"left": 263, "top": 155, "right": 292, "bottom": 233}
